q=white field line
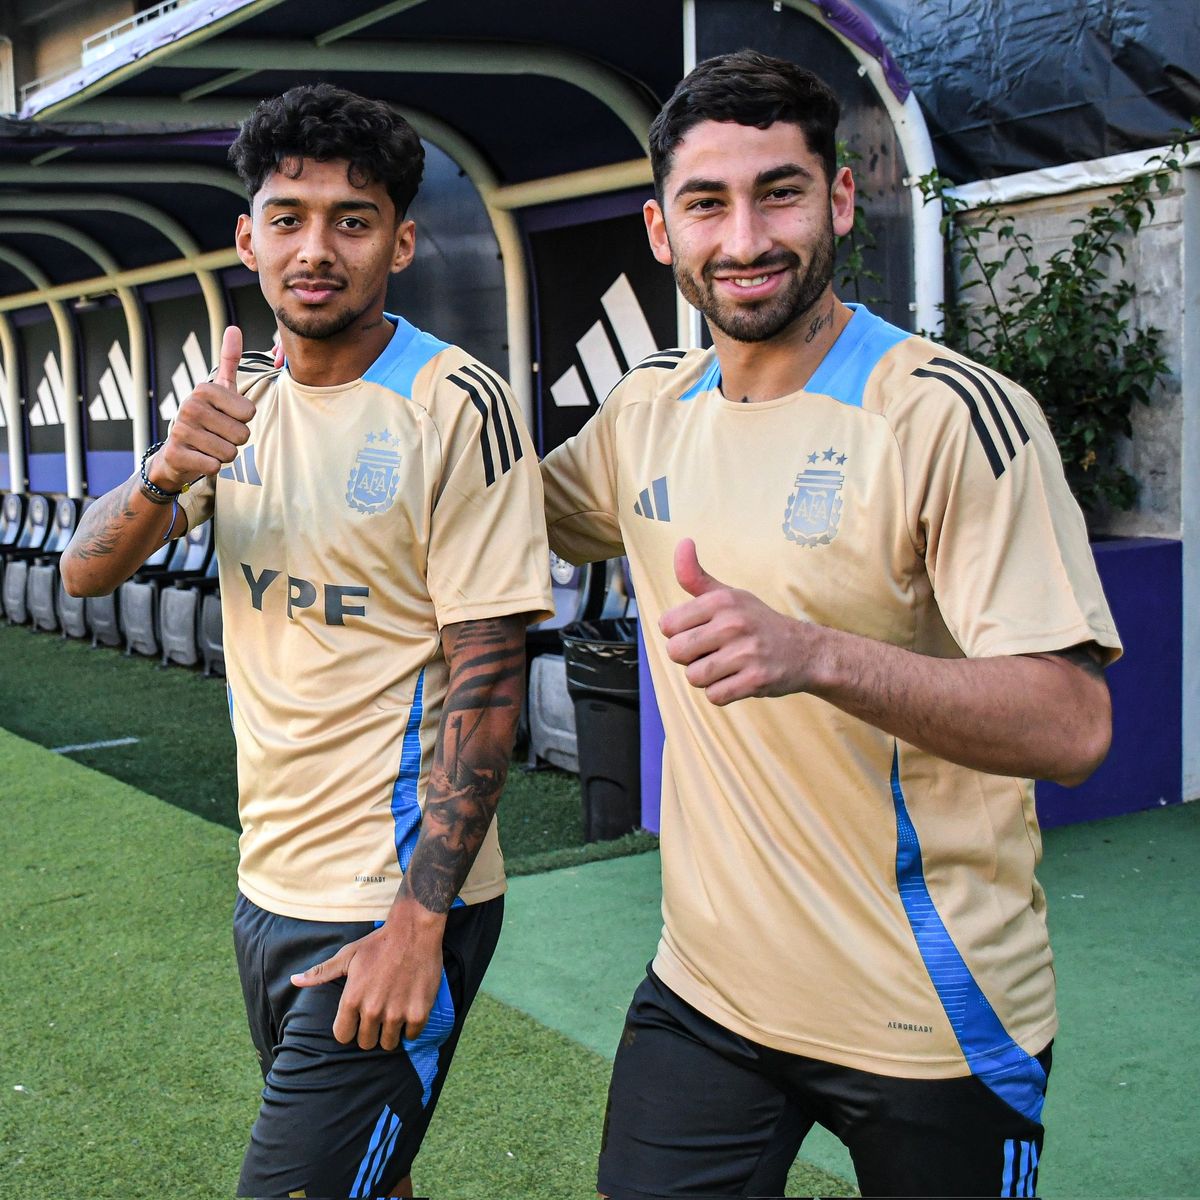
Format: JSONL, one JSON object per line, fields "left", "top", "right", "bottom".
{"left": 51, "top": 736, "right": 140, "bottom": 754}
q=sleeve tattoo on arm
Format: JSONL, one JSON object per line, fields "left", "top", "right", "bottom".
{"left": 68, "top": 476, "right": 145, "bottom": 562}
{"left": 401, "top": 615, "right": 526, "bottom": 913}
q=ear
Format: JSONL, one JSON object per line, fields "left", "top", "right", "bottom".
{"left": 391, "top": 218, "right": 416, "bottom": 274}
{"left": 643, "top": 198, "right": 674, "bottom": 267}
{"left": 235, "top": 212, "right": 256, "bottom": 272}
{"left": 831, "top": 165, "right": 856, "bottom": 239}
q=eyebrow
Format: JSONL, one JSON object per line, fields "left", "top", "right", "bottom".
{"left": 260, "top": 196, "right": 382, "bottom": 215}
{"left": 672, "top": 162, "right": 817, "bottom": 203}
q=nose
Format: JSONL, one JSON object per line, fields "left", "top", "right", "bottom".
{"left": 297, "top": 223, "right": 335, "bottom": 269}
{"left": 722, "top": 200, "right": 773, "bottom": 267}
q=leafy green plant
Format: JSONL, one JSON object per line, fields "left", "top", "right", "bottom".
{"left": 836, "top": 139, "right": 882, "bottom": 303}
{"left": 918, "top": 123, "right": 1197, "bottom": 513}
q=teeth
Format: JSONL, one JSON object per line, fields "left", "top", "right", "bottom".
{"left": 732, "top": 275, "right": 769, "bottom": 287}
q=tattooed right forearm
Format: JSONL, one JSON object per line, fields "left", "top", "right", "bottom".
{"left": 60, "top": 472, "right": 177, "bottom": 596}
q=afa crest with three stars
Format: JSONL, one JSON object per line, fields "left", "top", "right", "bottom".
{"left": 783, "top": 446, "right": 848, "bottom": 547}
{"left": 346, "top": 428, "right": 404, "bottom": 514}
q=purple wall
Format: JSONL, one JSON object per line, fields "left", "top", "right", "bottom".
{"left": 639, "top": 537, "right": 1184, "bottom": 835}
{"left": 1037, "top": 537, "right": 1183, "bottom": 828}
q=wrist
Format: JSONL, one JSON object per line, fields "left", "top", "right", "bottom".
{"left": 140, "top": 441, "right": 187, "bottom": 501}
{"left": 389, "top": 889, "right": 450, "bottom": 934}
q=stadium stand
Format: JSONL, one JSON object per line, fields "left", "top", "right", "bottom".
{"left": 2, "top": 495, "right": 55, "bottom": 624}
{"left": 26, "top": 498, "right": 83, "bottom": 632}
{"left": 119, "top": 518, "right": 214, "bottom": 657}
{"left": 159, "top": 546, "right": 220, "bottom": 669}
{"left": 0, "top": 494, "right": 28, "bottom": 549}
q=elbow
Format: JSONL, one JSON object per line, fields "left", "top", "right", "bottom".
{"left": 1047, "top": 698, "right": 1113, "bottom": 788}
{"left": 59, "top": 554, "right": 103, "bottom": 599}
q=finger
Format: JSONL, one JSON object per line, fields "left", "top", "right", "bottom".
{"left": 380, "top": 1013, "right": 405, "bottom": 1053}
{"left": 665, "top": 623, "right": 727, "bottom": 667}
{"left": 403, "top": 1010, "right": 430, "bottom": 1042}
{"left": 215, "top": 325, "right": 243, "bottom": 390}
{"left": 659, "top": 596, "right": 717, "bottom": 640}
{"left": 332, "top": 996, "right": 361, "bottom": 1046}
{"left": 674, "top": 538, "right": 724, "bottom": 599}
{"left": 291, "top": 946, "right": 353, "bottom": 989}
{"left": 272, "top": 331, "right": 285, "bottom": 371}
{"left": 171, "top": 425, "right": 241, "bottom": 468}
{"left": 684, "top": 650, "right": 739, "bottom": 693}
{"left": 189, "top": 380, "right": 256, "bottom": 425}
{"left": 355, "top": 1008, "right": 383, "bottom": 1051}
{"left": 174, "top": 401, "right": 252, "bottom": 449}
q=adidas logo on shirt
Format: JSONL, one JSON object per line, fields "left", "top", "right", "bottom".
{"left": 219, "top": 444, "right": 263, "bottom": 486}
{"left": 633, "top": 476, "right": 670, "bottom": 521}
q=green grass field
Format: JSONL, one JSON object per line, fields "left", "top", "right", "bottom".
{"left": 5, "top": 620, "right": 1196, "bottom": 1198}
{"left": 0, "top": 729, "right": 852, "bottom": 1198}
{"left": 0, "top": 623, "right": 656, "bottom": 875}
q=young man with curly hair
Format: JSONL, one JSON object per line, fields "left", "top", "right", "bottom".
{"left": 62, "top": 84, "right": 552, "bottom": 1198}
{"left": 540, "top": 50, "right": 1120, "bottom": 1198}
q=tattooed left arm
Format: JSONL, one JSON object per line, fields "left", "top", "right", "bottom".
{"left": 291, "top": 615, "right": 527, "bottom": 1049}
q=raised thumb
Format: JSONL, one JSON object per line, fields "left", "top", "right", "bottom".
{"left": 673, "top": 538, "right": 722, "bottom": 597}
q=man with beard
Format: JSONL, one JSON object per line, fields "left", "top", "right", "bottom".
{"left": 62, "top": 84, "right": 551, "bottom": 1198}
{"left": 540, "top": 51, "right": 1120, "bottom": 1198}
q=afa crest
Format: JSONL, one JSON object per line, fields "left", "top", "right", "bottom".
{"left": 783, "top": 447, "right": 848, "bottom": 547}
{"left": 346, "top": 429, "right": 403, "bottom": 514}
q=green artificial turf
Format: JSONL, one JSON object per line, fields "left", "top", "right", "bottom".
{"left": 0, "top": 622, "right": 655, "bottom": 873}
{"left": 0, "top": 728, "right": 654, "bottom": 1199}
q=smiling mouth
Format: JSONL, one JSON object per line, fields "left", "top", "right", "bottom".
{"left": 286, "top": 279, "right": 346, "bottom": 296}
{"left": 730, "top": 274, "right": 772, "bottom": 288}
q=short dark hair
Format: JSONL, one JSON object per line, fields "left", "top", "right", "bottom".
{"left": 648, "top": 50, "right": 841, "bottom": 197}
{"left": 229, "top": 83, "right": 424, "bottom": 218}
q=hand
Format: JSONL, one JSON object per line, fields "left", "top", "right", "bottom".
{"left": 660, "top": 538, "right": 818, "bottom": 706}
{"left": 151, "top": 325, "right": 255, "bottom": 492}
{"left": 291, "top": 898, "right": 447, "bottom": 1050}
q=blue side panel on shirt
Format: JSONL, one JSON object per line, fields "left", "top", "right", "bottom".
{"left": 391, "top": 668, "right": 426, "bottom": 872}
{"left": 363, "top": 313, "right": 453, "bottom": 398}
{"left": 889, "top": 744, "right": 1048, "bottom": 1123}
{"left": 803, "top": 303, "right": 912, "bottom": 408}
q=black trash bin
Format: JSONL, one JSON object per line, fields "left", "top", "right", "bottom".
{"left": 560, "top": 618, "right": 641, "bottom": 842}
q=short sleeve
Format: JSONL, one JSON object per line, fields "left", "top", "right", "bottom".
{"left": 539, "top": 391, "right": 625, "bottom": 564}
{"left": 426, "top": 364, "right": 554, "bottom": 628}
{"left": 891, "top": 361, "right": 1121, "bottom": 663}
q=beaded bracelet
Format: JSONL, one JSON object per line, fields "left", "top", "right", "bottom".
{"left": 138, "top": 439, "right": 180, "bottom": 504}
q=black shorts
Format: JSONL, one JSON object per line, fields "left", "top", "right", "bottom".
{"left": 233, "top": 892, "right": 503, "bottom": 1199}
{"left": 599, "top": 968, "right": 1052, "bottom": 1199}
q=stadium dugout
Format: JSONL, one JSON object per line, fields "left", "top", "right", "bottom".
{"left": 0, "top": 0, "right": 1194, "bottom": 825}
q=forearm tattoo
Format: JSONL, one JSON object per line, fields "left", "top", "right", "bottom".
{"left": 402, "top": 616, "right": 526, "bottom": 913}
{"left": 67, "top": 475, "right": 145, "bottom": 561}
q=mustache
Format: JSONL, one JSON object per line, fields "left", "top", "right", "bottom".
{"left": 703, "top": 251, "right": 801, "bottom": 280}
{"left": 283, "top": 275, "right": 348, "bottom": 289}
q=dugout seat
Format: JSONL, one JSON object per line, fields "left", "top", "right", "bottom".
{"left": 159, "top": 547, "right": 220, "bottom": 668}
{"left": 0, "top": 492, "right": 27, "bottom": 549}
{"left": 525, "top": 552, "right": 607, "bottom": 772}
{"left": 55, "top": 499, "right": 95, "bottom": 639}
{"left": 198, "top": 587, "right": 224, "bottom": 676}
{"left": 26, "top": 498, "right": 82, "bottom": 631}
{"left": 2, "top": 494, "right": 54, "bottom": 624}
{"left": 85, "top": 536, "right": 171, "bottom": 648}
{"left": 119, "top": 518, "right": 214, "bottom": 657}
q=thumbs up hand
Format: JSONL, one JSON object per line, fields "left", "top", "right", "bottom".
{"left": 151, "top": 325, "right": 257, "bottom": 492}
{"left": 660, "top": 538, "right": 811, "bottom": 706}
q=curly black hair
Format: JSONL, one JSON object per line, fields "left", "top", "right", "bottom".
{"left": 649, "top": 50, "right": 841, "bottom": 198}
{"left": 229, "top": 83, "right": 424, "bottom": 218}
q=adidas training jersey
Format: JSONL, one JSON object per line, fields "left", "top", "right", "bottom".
{"left": 179, "top": 316, "right": 553, "bottom": 922}
{"left": 541, "top": 304, "right": 1120, "bottom": 1094}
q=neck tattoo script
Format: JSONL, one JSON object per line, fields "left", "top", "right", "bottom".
{"left": 804, "top": 305, "right": 834, "bottom": 344}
